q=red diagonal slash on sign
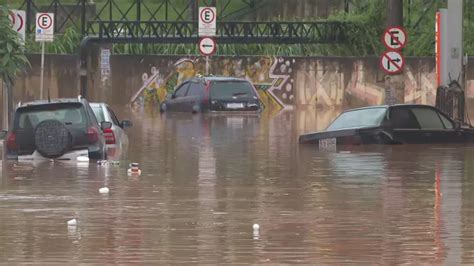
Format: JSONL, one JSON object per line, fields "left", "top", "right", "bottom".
{"left": 380, "top": 51, "right": 404, "bottom": 75}
{"left": 383, "top": 53, "right": 402, "bottom": 71}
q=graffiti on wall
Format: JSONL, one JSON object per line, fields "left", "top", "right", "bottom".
{"left": 130, "top": 56, "right": 297, "bottom": 113}
{"left": 129, "top": 56, "right": 439, "bottom": 113}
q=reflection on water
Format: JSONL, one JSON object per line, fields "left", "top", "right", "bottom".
{"left": 1, "top": 107, "right": 474, "bottom": 264}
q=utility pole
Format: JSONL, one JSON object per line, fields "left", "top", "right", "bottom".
{"left": 387, "top": 0, "right": 403, "bottom": 26}
{"left": 385, "top": 0, "right": 404, "bottom": 105}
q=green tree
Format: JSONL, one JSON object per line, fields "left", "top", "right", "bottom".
{"left": 0, "top": 5, "right": 30, "bottom": 89}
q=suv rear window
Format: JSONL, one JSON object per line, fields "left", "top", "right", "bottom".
{"left": 210, "top": 81, "right": 256, "bottom": 100}
{"left": 15, "top": 103, "right": 87, "bottom": 129}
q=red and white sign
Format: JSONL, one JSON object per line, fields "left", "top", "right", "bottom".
{"left": 199, "top": 37, "right": 217, "bottom": 56}
{"left": 35, "top": 13, "right": 54, "bottom": 42}
{"left": 382, "top": 26, "right": 407, "bottom": 51}
{"left": 8, "top": 10, "right": 26, "bottom": 45}
{"left": 380, "top": 51, "right": 405, "bottom": 75}
{"left": 199, "top": 7, "right": 216, "bottom": 37}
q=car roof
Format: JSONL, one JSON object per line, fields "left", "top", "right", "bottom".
{"left": 19, "top": 98, "right": 84, "bottom": 107}
{"left": 342, "top": 104, "right": 438, "bottom": 113}
{"left": 187, "top": 76, "right": 250, "bottom": 83}
{"left": 90, "top": 102, "right": 107, "bottom": 107}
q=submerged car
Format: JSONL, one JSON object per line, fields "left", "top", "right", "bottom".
{"left": 299, "top": 104, "right": 474, "bottom": 147}
{"left": 91, "top": 102, "right": 132, "bottom": 160}
{"left": 160, "top": 76, "right": 262, "bottom": 113}
{"left": 3, "top": 96, "right": 110, "bottom": 160}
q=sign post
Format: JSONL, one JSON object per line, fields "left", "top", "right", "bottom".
{"left": 198, "top": 7, "right": 217, "bottom": 75}
{"left": 35, "top": 13, "right": 54, "bottom": 100}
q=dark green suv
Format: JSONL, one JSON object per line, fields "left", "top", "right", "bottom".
{"left": 3, "top": 96, "right": 111, "bottom": 160}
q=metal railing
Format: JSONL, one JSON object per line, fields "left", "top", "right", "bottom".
{"left": 86, "top": 20, "right": 348, "bottom": 44}
{"left": 12, "top": 0, "right": 265, "bottom": 35}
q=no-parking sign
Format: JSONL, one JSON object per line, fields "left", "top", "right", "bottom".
{"left": 8, "top": 10, "right": 26, "bottom": 45}
{"left": 199, "top": 7, "right": 216, "bottom": 36}
{"left": 35, "top": 13, "right": 54, "bottom": 42}
{"left": 382, "top": 26, "right": 407, "bottom": 51}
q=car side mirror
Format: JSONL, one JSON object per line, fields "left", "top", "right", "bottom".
{"left": 0, "top": 130, "right": 7, "bottom": 140}
{"left": 101, "top": 121, "right": 113, "bottom": 130}
{"left": 121, "top": 120, "right": 133, "bottom": 128}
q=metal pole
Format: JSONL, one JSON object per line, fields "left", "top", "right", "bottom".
{"left": 206, "top": 56, "right": 209, "bottom": 75}
{"left": 2, "top": 81, "right": 8, "bottom": 129}
{"left": 385, "top": 0, "right": 404, "bottom": 105}
{"left": 387, "top": 0, "right": 403, "bottom": 27}
{"left": 40, "top": 42, "right": 45, "bottom": 100}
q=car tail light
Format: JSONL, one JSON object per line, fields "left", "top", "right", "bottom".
{"left": 103, "top": 128, "right": 116, "bottom": 145}
{"left": 87, "top": 127, "right": 99, "bottom": 144}
{"left": 6, "top": 132, "right": 17, "bottom": 150}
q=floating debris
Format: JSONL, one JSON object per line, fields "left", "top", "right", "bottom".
{"left": 67, "top": 218, "right": 77, "bottom": 226}
{"left": 99, "top": 187, "right": 110, "bottom": 194}
{"left": 127, "top": 162, "right": 142, "bottom": 176}
{"left": 97, "top": 160, "right": 120, "bottom": 166}
{"left": 253, "top": 224, "right": 260, "bottom": 240}
{"left": 253, "top": 224, "right": 260, "bottom": 230}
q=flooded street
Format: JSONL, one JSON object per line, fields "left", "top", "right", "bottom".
{"left": 2, "top": 107, "right": 474, "bottom": 264}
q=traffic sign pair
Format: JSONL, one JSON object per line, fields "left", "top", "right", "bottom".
{"left": 380, "top": 26, "right": 407, "bottom": 75}
{"left": 198, "top": 7, "right": 217, "bottom": 56}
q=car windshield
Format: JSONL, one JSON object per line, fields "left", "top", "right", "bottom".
{"left": 326, "top": 107, "right": 387, "bottom": 131}
{"left": 91, "top": 105, "right": 106, "bottom": 123}
{"left": 15, "top": 103, "right": 87, "bottom": 129}
{"left": 210, "top": 81, "right": 256, "bottom": 100}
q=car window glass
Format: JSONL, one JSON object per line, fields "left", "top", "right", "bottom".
{"left": 410, "top": 108, "right": 445, "bottom": 129}
{"left": 107, "top": 107, "right": 120, "bottom": 125}
{"left": 326, "top": 108, "right": 387, "bottom": 131}
{"left": 84, "top": 101, "right": 98, "bottom": 125}
{"left": 439, "top": 112, "right": 454, "bottom": 129}
{"left": 17, "top": 104, "right": 87, "bottom": 129}
{"left": 175, "top": 83, "right": 190, "bottom": 98}
{"left": 92, "top": 106, "right": 106, "bottom": 123}
{"left": 210, "top": 81, "right": 256, "bottom": 100}
{"left": 390, "top": 108, "right": 419, "bottom": 129}
{"left": 187, "top": 83, "right": 203, "bottom": 96}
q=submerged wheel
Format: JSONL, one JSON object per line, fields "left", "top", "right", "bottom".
{"left": 34, "top": 120, "right": 72, "bottom": 159}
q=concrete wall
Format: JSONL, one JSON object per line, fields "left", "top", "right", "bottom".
{"left": 6, "top": 54, "right": 445, "bottom": 109}
{"left": 86, "top": 55, "right": 438, "bottom": 112}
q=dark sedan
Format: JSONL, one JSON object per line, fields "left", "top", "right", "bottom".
{"left": 160, "top": 76, "right": 262, "bottom": 113}
{"left": 299, "top": 104, "right": 474, "bottom": 148}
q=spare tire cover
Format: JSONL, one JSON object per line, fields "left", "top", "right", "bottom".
{"left": 34, "top": 120, "right": 72, "bottom": 159}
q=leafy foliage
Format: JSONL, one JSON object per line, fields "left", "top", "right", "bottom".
{"left": 0, "top": 5, "right": 29, "bottom": 87}
{"left": 25, "top": 27, "right": 82, "bottom": 54}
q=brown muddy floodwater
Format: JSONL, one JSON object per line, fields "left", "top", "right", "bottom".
{"left": 1, "top": 106, "right": 474, "bottom": 264}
